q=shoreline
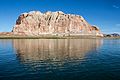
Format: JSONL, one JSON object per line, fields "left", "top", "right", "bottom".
{"left": 0, "top": 35, "right": 102, "bottom": 39}
{"left": 0, "top": 33, "right": 119, "bottom": 39}
{"left": 0, "top": 36, "right": 119, "bottom": 39}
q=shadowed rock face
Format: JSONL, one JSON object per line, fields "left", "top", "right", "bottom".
{"left": 12, "top": 11, "right": 103, "bottom": 36}
{"left": 13, "top": 39, "right": 103, "bottom": 62}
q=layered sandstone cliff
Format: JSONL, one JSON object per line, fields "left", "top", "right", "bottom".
{"left": 12, "top": 11, "right": 103, "bottom": 37}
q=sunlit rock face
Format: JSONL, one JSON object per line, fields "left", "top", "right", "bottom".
{"left": 13, "top": 39, "right": 103, "bottom": 62}
{"left": 12, "top": 11, "right": 103, "bottom": 36}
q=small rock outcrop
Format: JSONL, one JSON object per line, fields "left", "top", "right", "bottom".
{"left": 12, "top": 11, "right": 103, "bottom": 36}
{"left": 0, "top": 32, "right": 13, "bottom": 36}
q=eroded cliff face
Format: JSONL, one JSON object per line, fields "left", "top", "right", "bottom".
{"left": 12, "top": 11, "right": 103, "bottom": 36}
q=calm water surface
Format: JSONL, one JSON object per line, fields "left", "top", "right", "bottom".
{"left": 0, "top": 39, "right": 120, "bottom": 80}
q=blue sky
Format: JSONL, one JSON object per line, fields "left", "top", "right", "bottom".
{"left": 0, "top": 0, "right": 120, "bottom": 33}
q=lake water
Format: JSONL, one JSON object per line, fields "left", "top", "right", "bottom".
{"left": 0, "top": 39, "right": 120, "bottom": 80}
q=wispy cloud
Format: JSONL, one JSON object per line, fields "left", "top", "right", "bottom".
{"left": 116, "top": 24, "right": 120, "bottom": 27}
{"left": 113, "top": 5, "right": 119, "bottom": 9}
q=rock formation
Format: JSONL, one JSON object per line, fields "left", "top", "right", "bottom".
{"left": 12, "top": 11, "right": 103, "bottom": 37}
{"left": 0, "top": 32, "right": 13, "bottom": 36}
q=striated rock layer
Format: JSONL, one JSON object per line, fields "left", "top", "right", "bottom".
{"left": 12, "top": 11, "right": 103, "bottom": 37}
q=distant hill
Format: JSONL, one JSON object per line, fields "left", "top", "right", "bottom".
{"left": 104, "top": 33, "right": 120, "bottom": 37}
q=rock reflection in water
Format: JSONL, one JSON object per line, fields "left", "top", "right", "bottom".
{"left": 13, "top": 39, "right": 103, "bottom": 62}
